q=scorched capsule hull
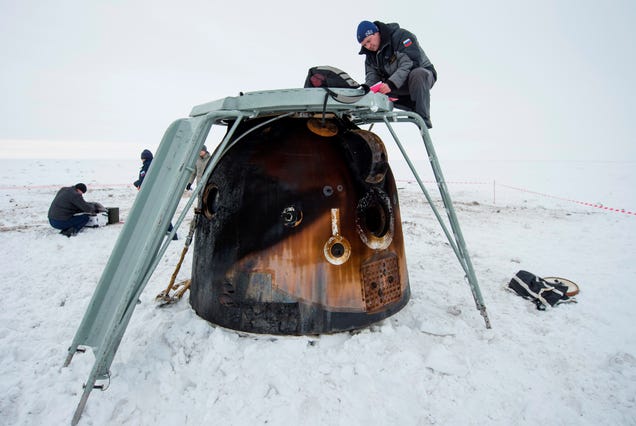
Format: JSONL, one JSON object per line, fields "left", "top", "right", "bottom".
{"left": 190, "top": 115, "right": 410, "bottom": 334}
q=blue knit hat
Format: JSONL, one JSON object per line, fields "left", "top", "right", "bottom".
{"left": 141, "top": 149, "right": 153, "bottom": 160}
{"left": 357, "top": 20, "right": 378, "bottom": 43}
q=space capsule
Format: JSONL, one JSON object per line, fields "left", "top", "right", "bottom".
{"left": 189, "top": 115, "right": 410, "bottom": 335}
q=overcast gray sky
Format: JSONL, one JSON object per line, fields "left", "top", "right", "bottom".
{"left": 1, "top": 0, "right": 635, "bottom": 161}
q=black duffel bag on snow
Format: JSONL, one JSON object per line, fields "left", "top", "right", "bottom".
{"left": 508, "top": 270, "right": 574, "bottom": 310}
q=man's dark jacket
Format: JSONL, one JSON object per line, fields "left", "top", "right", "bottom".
{"left": 48, "top": 187, "right": 96, "bottom": 221}
{"left": 134, "top": 158, "right": 152, "bottom": 189}
{"left": 358, "top": 21, "right": 437, "bottom": 91}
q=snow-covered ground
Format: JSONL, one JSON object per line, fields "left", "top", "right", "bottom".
{"left": 1, "top": 156, "right": 635, "bottom": 425}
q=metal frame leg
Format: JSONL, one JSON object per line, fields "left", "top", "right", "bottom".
{"left": 380, "top": 112, "right": 491, "bottom": 328}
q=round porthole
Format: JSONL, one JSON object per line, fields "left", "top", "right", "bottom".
{"left": 323, "top": 235, "right": 351, "bottom": 265}
{"left": 202, "top": 184, "right": 220, "bottom": 220}
{"left": 281, "top": 205, "right": 303, "bottom": 228}
{"left": 356, "top": 188, "right": 394, "bottom": 250}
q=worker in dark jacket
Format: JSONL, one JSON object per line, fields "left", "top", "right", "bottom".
{"left": 132, "top": 148, "right": 178, "bottom": 240}
{"left": 133, "top": 149, "right": 153, "bottom": 189}
{"left": 48, "top": 183, "right": 97, "bottom": 237}
{"left": 357, "top": 20, "right": 437, "bottom": 128}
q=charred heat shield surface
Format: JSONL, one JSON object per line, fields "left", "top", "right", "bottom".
{"left": 190, "top": 116, "right": 410, "bottom": 334}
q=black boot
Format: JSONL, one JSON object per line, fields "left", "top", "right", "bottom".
{"left": 60, "top": 228, "right": 76, "bottom": 238}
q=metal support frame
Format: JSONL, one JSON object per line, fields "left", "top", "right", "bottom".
{"left": 64, "top": 112, "right": 249, "bottom": 425}
{"left": 63, "top": 88, "right": 488, "bottom": 425}
{"left": 354, "top": 111, "right": 490, "bottom": 329}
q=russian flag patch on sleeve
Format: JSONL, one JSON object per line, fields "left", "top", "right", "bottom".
{"left": 403, "top": 38, "right": 413, "bottom": 47}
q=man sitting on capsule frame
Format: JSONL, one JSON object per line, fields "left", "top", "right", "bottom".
{"left": 356, "top": 20, "right": 437, "bottom": 129}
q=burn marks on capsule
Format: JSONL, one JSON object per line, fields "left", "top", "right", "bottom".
{"left": 189, "top": 116, "right": 409, "bottom": 334}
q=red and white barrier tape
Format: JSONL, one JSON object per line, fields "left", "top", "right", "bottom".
{"left": 397, "top": 178, "right": 634, "bottom": 216}
{"left": 498, "top": 183, "right": 635, "bottom": 216}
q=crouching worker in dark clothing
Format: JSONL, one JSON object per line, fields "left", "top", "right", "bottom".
{"left": 48, "top": 183, "right": 103, "bottom": 237}
{"left": 357, "top": 20, "right": 437, "bottom": 129}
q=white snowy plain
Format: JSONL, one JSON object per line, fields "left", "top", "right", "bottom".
{"left": 1, "top": 156, "right": 635, "bottom": 426}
